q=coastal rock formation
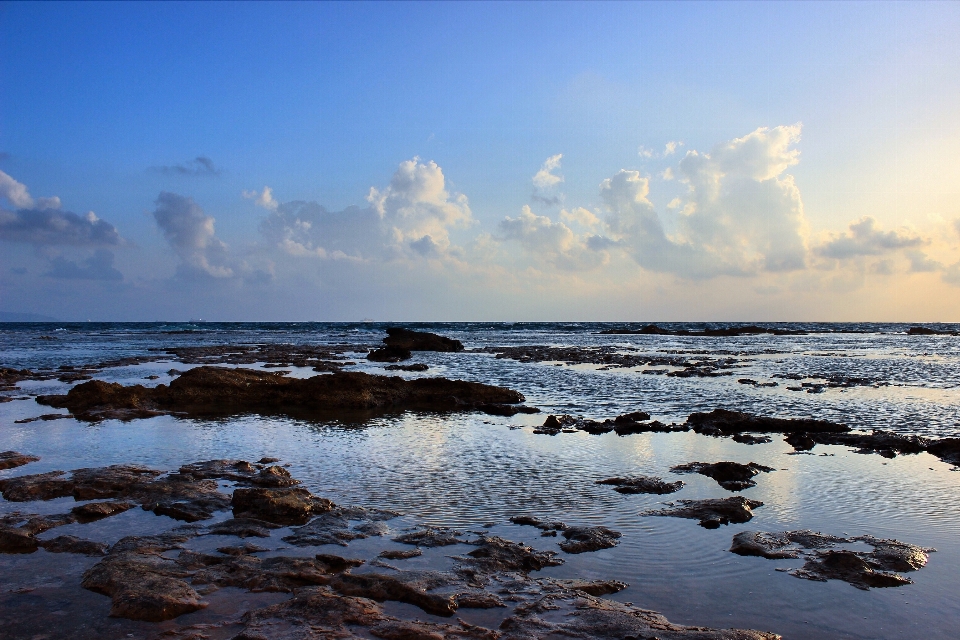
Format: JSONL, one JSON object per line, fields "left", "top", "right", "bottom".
{"left": 463, "top": 535, "right": 564, "bottom": 572}
{"left": 559, "top": 526, "right": 622, "bottom": 554}
{"left": 686, "top": 408, "right": 850, "bottom": 436}
{"left": 536, "top": 412, "right": 683, "bottom": 436}
{"left": 0, "top": 451, "right": 39, "bottom": 470}
{"left": 393, "top": 526, "right": 465, "bottom": 547}
{"left": 367, "top": 327, "right": 464, "bottom": 362}
{"left": 232, "top": 487, "right": 335, "bottom": 525}
{"left": 283, "top": 506, "right": 399, "bottom": 546}
{"left": 596, "top": 475, "right": 684, "bottom": 494}
{"left": 36, "top": 366, "right": 529, "bottom": 421}
{"left": 670, "top": 461, "right": 775, "bottom": 491}
{"left": 643, "top": 497, "right": 764, "bottom": 529}
{"left": 730, "top": 530, "right": 934, "bottom": 590}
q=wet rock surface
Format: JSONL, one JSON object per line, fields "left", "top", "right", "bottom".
{"left": 643, "top": 497, "right": 764, "bottom": 529}
{"left": 686, "top": 408, "right": 850, "bottom": 437}
{"left": 558, "top": 526, "right": 622, "bottom": 554}
{"left": 596, "top": 475, "right": 684, "bottom": 494}
{"left": 283, "top": 506, "right": 399, "bottom": 546}
{"left": 535, "top": 411, "right": 684, "bottom": 436}
{"left": 671, "top": 461, "right": 775, "bottom": 491}
{"left": 36, "top": 366, "right": 528, "bottom": 421}
{"left": 383, "top": 327, "right": 466, "bottom": 353}
{"left": 0, "top": 451, "right": 39, "bottom": 470}
{"left": 731, "top": 530, "right": 934, "bottom": 590}
{"left": 232, "top": 487, "right": 335, "bottom": 525}
{"left": 393, "top": 526, "right": 465, "bottom": 547}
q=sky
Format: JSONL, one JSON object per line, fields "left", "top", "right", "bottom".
{"left": 1, "top": 1, "right": 959, "bottom": 321}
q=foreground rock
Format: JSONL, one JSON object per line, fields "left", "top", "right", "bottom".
{"left": 559, "top": 526, "right": 622, "bottom": 553}
{"left": 643, "top": 497, "right": 764, "bottom": 529}
{"left": 0, "top": 451, "right": 39, "bottom": 470}
{"left": 731, "top": 530, "right": 934, "bottom": 590}
{"left": 232, "top": 487, "right": 335, "bottom": 525}
{"left": 36, "top": 366, "right": 530, "bottom": 421}
{"left": 671, "top": 461, "right": 775, "bottom": 491}
{"left": 596, "top": 475, "right": 684, "bottom": 494}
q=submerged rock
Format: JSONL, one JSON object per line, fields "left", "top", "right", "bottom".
{"left": 670, "top": 461, "right": 775, "bottom": 491}
{"left": 596, "top": 475, "right": 684, "bottom": 494}
{"left": 37, "top": 366, "right": 526, "bottom": 420}
{"left": 393, "top": 526, "right": 465, "bottom": 547}
{"left": 384, "top": 362, "right": 429, "bottom": 372}
{"left": 39, "top": 535, "right": 108, "bottom": 556}
{"left": 0, "top": 451, "right": 39, "bottom": 470}
{"left": 559, "top": 526, "right": 622, "bottom": 554}
{"left": 379, "top": 548, "right": 423, "bottom": 560}
{"left": 643, "top": 496, "right": 764, "bottom": 529}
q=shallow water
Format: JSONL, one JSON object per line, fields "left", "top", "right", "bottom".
{"left": 2, "top": 322, "right": 959, "bottom": 638}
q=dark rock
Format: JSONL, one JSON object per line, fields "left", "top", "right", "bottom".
{"left": 71, "top": 501, "right": 134, "bottom": 523}
{"left": 0, "top": 470, "right": 74, "bottom": 501}
{"left": 670, "top": 461, "right": 775, "bottom": 491}
{"left": 925, "top": 438, "right": 960, "bottom": 465}
{"left": 785, "top": 432, "right": 816, "bottom": 451}
{"left": 367, "top": 346, "right": 413, "bottom": 362}
{"left": 793, "top": 550, "right": 913, "bottom": 590}
{"left": 686, "top": 408, "right": 849, "bottom": 436}
{"left": 732, "top": 433, "right": 773, "bottom": 444}
{"left": 554, "top": 579, "right": 628, "bottom": 596}
{"left": 216, "top": 542, "right": 268, "bottom": 556}
{"left": 257, "top": 457, "right": 281, "bottom": 464}
{"left": 186, "top": 553, "right": 350, "bottom": 593}
{"left": 730, "top": 530, "right": 845, "bottom": 559}
{"left": 38, "top": 366, "right": 526, "bottom": 420}
{"left": 283, "top": 510, "right": 368, "bottom": 546}
{"left": 643, "top": 496, "right": 764, "bottom": 528}
{"left": 379, "top": 548, "right": 423, "bottom": 560}
{"left": 81, "top": 532, "right": 205, "bottom": 621}
{"left": 383, "top": 327, "right": 465, "bottom": 353}
{"left": 856, "top": 535, "right": 934, "bottom": 573}
{"left": 477, "top": 403, "right": 540, "bottom": 416}
{"left": 0, "top": 451, "right": 40, "bottom": 470}
{"left": 463, "top": 535, "right": 564, "bottom": 572}
{"left": 0, "top": 525, "right": 39, "bottom": 553}
{"left": 738, "top": 378, "right": 778, "bottom": 388}
{"left": 331, "top": 572, "right": 458, "bottom": 617}
{"left": 393, "top": 526, "right": 464, "bottom": 547}
{"left": 39, "top": 535, "right": 108, "bottom": 556}
{"left": 509, "top": 515, "right": 567, "bottom": 532}
{"left": 907, "top": 326, "right": 951, "bottom": 335}
{"left": 559, "top": 526, "right": 621, "bottom": 554}
{"left": 384, "top": 362, "right": 429, "bottom": 371}
{"left": 232, "top": 487, "right": 335, "bottom": 525}
{"left": 207, "top": 517, "right": 280, "bottom": 538}
{"left": 596, "top": 475, "right": 684, "bottom": 495}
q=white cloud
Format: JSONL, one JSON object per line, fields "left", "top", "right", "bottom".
{"left": 243, "top": 186, "right": 279, "bottom": 211}
{"left": 0, "top": 170, "right": 61, "bottom": 211}
{"left": 498, "top": 205, "right": 608, "bottom": 271}
{"left": 532, "top": 154, "right": 564, "bottom": 189}
{"left": 816, "top": 216, "right": 924, "bottom": 259}
{"left": 152, "top": 192, "right": 233, "bottom": 278}
{"left": 560, "top": 207, "right": 600, "bottom": 228}
{"left": 637, "top": 146, "right": 654, "bottom": 159}
{"left": 664, "top": 141, "right": 682, "bottom": 156}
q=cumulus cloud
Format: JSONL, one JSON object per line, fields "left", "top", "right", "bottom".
{"left": 498, "top": 205, "right": 608, "bottom": 270}
{"left": 0, "top": 171, "right": 122, "bottom": 246}
{"left": 44, "top": 249, "right": 123, "bottom": 281}
{"left": 150, "top": 156, "right": 221, "bottom": 177}
{"left": 816, "top": 217, "right": 924, "bottom": 259}
{"left": 532, "top": 154, "right": 564, "bottom": 190}
{"left": 243, "top": 186, "right": 278, "bottom": 210}
{"left": 597, "top": 125, "right": 809, "bottom": 278}
{"left": 260, "top": 158, "right": 472, "bottom": 262}
{"left": 152, "top": 192, "right": 233, "bottom": 278}
{"left": 664, "top": 141, "right": 682, "bottom": 156}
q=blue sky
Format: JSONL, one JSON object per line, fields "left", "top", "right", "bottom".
{"left": 2, "top": 1, "right": 959, "bottom": 320}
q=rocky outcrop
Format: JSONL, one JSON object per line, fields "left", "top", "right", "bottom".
{"left": 0, "top": 451, "right": 39, "bottom": 470}
{"left": 670, "top": 461, "right": 775, "bottom": 491}
{"left": 559, "top": 526, "right": 622, "bottom": 554}
{"left": 231, "top": 487, "right": 335, "bottom": 525}
{"left": 37, "top": 366, "right": 529, "bottom": 420}
{"left": 383, "top": 327, "right": 465, "bottom": 352}
{"left": 596, "top": 475, "right": 684, "bottom": 494}
{"left": 643, "top": 497, "right": 764, "bottom": 529}
{"left": 686, "top": 408, "right": 850, "bottom": 436}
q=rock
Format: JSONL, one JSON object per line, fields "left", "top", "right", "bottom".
{"left": 331, "top": 572, "right": 459, "bottom": 617}
{"left": 855, "top": 535, "right": 934, "bottom": 573}
{"left": 0, "top": 470, "right": 74, "bottom": 501}
{"left": 258, "top": 457, "right": 281, "bottom": 464}
{"left": 686, "top": 408, "right": 849, "bottom": 436}
{"left": 907, "top": 326, "right": 951, "bottom": 335}
{"left": 554, "top": 579, "right": 628, "bottom": 596}
{"left": 558, "top": 526, "right": 621, "bottom": 554}
{"left": 925, "top": 438, "right": 960, "bottom": 465}
{"left": 785, "top": 430, "right": 929, "bottom": 458}
{"left": 393, "top": 526, "right": 465, "bottom": 547}
{"left": 384, "top": 362, "right": 429, "bottom": 371}
{"left": 731, "top": 531, "right": 810, "bottom": 559}
{"left": 382, "top": 327, "right": 465, "bottom": 352}
{"left": 81, "top": 532, "right": 206, "bottom": 621}
{"left": 207, "top": 517, "right": 280, "bottom": 538}
{"left": 463, "top": 536, "right": 564, "bottom": 572}
{"left": 732, "top": 433, "right": 772, "bottom": 444}
{"left": 670, "top": 461, "right": 775, "bottom": 491}
{"left": 232, "top": 487, "right": 335, "bottom": 525}
{"left": 643, "top": 497, "right": 764, "bottom": 529}
{"left": 0, "top": 525, "right": 39, "bottom": 553}
{"left": 596, "top": 475, "right": 684, "bottom": 495}
{"left": 379, "top": 548, "right": 423, "bottom": 560}
{"left": 476, "top": 403, "right": 540, "bottom": 416}
{"left": 367, "top": 346, "right": 413, "bottom": 362}
{"left": 135, "top": 473, "right": 232, "bottom": 522}
{"left": 792, "top": 550, "right": 913, "bottom": 590}
{"left": 38, "top": 366, "right": 526, "bottom": 420}
{"left": 509, "top": 515, "right": 567, "bottom": 533}
{"left": 283, "top": 510, "right": 368, "bottom": 546}
{"left": 39, "top": 535, "right": 108, "bottom": 556}
{"left": 185, "top": 552, "right": 355, "bottom": 593}
{"left": 71, "top": 500, "right": 135, "bottom": 523}
{"left": 0, "top": 451, "right": 39, "bottom": 470}
{"left": 216, "top": 542, "right": 268, "bottom": 556}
